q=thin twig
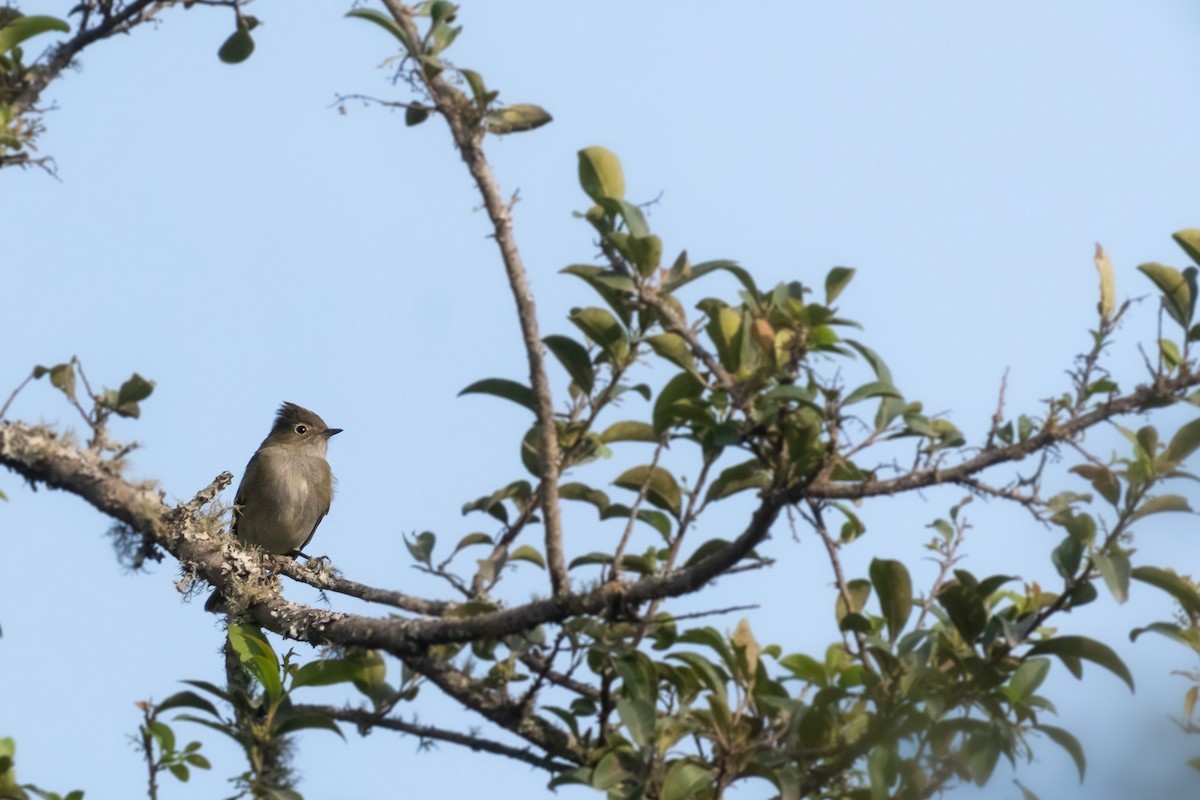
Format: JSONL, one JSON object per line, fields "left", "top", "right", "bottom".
{"left": 609, "top": 441, "right": 665, "bottom": 582}
{"left": 379, "top": 0, "right": 568, "bottom": 597}
{"left": 295, "top": 705, "right": 575, "bottom": 773}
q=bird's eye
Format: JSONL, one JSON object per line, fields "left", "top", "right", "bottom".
{"left": 294, "top": 424, "right": 308, "bottom": 435}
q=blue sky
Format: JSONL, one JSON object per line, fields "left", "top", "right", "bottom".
{"left": 4, "top": 2, "right": 1200, "bottom": 798}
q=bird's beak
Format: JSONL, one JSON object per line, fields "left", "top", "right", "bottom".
{"left": 326, "top": 428, "right": 344, "bottom": 438}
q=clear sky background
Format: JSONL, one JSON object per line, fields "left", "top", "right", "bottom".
{"left": 5, "top": 2, "right": 1200, "bottom": 798}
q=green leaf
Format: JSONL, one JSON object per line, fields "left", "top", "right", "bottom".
{"left": 569, "top": 306, "right": 629, "bottom": 361}
{"left": 543, "top": 335, "right": 595, "bottom": 393}
{"left": 148, "top": 719, "right": 176, "bottom": 752}
{"left": 966, "top": 727, "right": 1002, "bottom": 786}
{"left": 662, "top": 761, "right": 711, "bottom": 800}
{"left": 578, "top": 146, "right": 625, "bottom": 202}
{"left": 36, "top": 362, "right": 76, "bottom": 401}
{"left": 429, "top": 1, "right": 457, "bottom": 25}
{"left": 345, "top": 8, "right": 413, "bottom": 51}
{"left": 588, "top": 751, "right": 631, "bottom": 790}
{"left": 937, "top": 582, "right": 987, "bottom": 641}
{"left": 218, "top": 27, "right": 255, "bottom": 64}
{"left": 510, "top": 545, "right": 545, "bottom": 569}
{"left": 458, "top": 378, "right": 535, "bottom": 412}
{"left": 835, "top": 578, "right": 871, "bottom": 623}
{"left": 824, "top": 266, "right": 855, "bottom": 304}
{"left": 869, "top": 559, "right": 913, "bottom": 641}
{"left": 451, "top": 532, "right": 493, "bottom": 553}
{"left": 836, "top": 502, "right": 866, "bottom": 542}
{"left": 663, "top": 258, "right": 758, "bottom": 296}
{"left": 844, "top": 380, "right": 902, "bottom": 406}
{"left": 1009, "top": 657, "right": 1051, "bottom": 701}
{"left": 275, "top": 711, "right": 345, "bottom": 739}
{"left": 615, "top": 697, "right": 655, "bottom": 747}
{"left": 484, "top": 103, "right": 553, "bottom": 135}
{"left": 228, "top": 625, "right": 283, "bottom": 700}
{"left": 1161, "top": 417, "right": 1200, "bottom": 470}
{"left": 1138, "top": 261, "right": 1192, "bottom": 328}
{"left": 560, "top": 265, "right": 636, "bottom": 322}
{"left": 652, "top": 371, "right": 705, "bottom": 434}
{"left": 559, "top": 482, "right": 611, "bottom": 513}
{"left": 291, "top": 658, "right": 359, "bottom": 689}
{"left": 460, "top": 69, "right": 492, "bottom": 110}
{"left": 601, "top": 506, "right": 671, "bottom": 541}
{"left": 706, "top": 304, "right": 743, "bottom": 372}
{"left": 1131, "top": 566, "right": 1200, "bottom": 616}
{"left": 868, "top": 744, "right": 895, "bottom": 800}
{"left": 1129, "top": 493, "right": 1191, "bottom": 523}
{"left": 106, "top": 372, "right": 155, "bottom": 418}
{"left": 405, "top": 105, "right": 430, "bottom": 126}
{"left": 0, "top": 16, "right": 70, "bottom": 56}
{"left": 613, "top": 465, "right": 682, "bottom": 519}
{"left": 599, "top": 421, "right": 658, "bottom": 443}
{"left": 627, "top": 233, "right": 663, "bottom": 277}
{"left": 1069, "top": 464, "right": 1121, "bottom": 506}
{"left": 184, "top": 752, "right": 211, "bottom": 770}
{"left": 157, "top": 690, "right": 222, "bottom": 718}
{"left": 1093, "top": 550, "right": 1131, "bottom": 604}
{"left": 403, "top": 530, "right": 436, "bottom": 566}
{"left": 1027, "top": 636, "right": 1134, "bottom": 691}
{"left": 705, "top": 460, "right": 771, "bottom": 502}
{"left": 645, "top": 333, "right": 700, "bottom": 379}
{"left": 602, "top": 198, "right": 650, "bottom": 238}
{"left": 1036, "top": 724, "right": 1086, "bottom": 781}
{"left": 1052, "top": 535, "right": 1083, "bottom": 579}
{"left": 568, "top": 551, "right": 613, "bottom": 570}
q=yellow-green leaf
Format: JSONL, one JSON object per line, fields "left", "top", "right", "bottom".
{"left": 645, "top": 333, "right": 700, "bottom": 379}
{"left": 1161, "top": 417, "right": 1200, "bottom": 471}
{"left": 1094, "top": 243, "right": 1116, "bottom": 322}
{"left": 578, "top": 146, "right": 625, "bottom": 202}
{"left": 484, "top": 103, "right": 553, "bottom": 135}
{"left": 0, "top": 15, "right": 69, "bottom": 56}
{"left": 1173, "top": 228, "right": 1200, "bottom": 267}
{"left": 1138, "top": 261, "right": 1192, "bottom": 328}
{"left": 662, "top": 761, "right": 711, "bottom": 800}
{"left": 569, "top": 306, "right": 629, "bottom": 361}
{"left": 613, "top": 464, "right": 682, "bottom": 519}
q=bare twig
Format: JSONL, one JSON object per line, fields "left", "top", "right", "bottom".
{"left": 0, "top": 372, "right": 36, "bottom": 420}
{"left": 295, "top": 704, "right": 574, "bottom": 772}
{"left": 609, "top": 440, "right": 665, "bottom": 582}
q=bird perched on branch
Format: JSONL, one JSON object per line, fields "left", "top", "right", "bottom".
{"left": 206, "top": 402, "right": 342, "bottom": 612}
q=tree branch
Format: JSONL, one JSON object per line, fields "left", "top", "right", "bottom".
{"left": 377, "top": 0, "right": 569, "bottom": 597}
{"left": 799, "top": 367, "right": 1200, "bottom": 501}
{"left": 295, "top": 704, "right": 575, "bottom": 772}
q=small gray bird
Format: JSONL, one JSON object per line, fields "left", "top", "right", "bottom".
{"left": 207, "top": 403, "right": 341, "bottom": 612}
{"left": 231, "top": 401, "right": 343, "bottom": 556}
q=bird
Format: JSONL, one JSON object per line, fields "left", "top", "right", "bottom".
{"left": 206, "top": 402, "right": 342, "bottom": 612}
{"left": 230, "top": 402, "right": 342, "bottom": 556}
